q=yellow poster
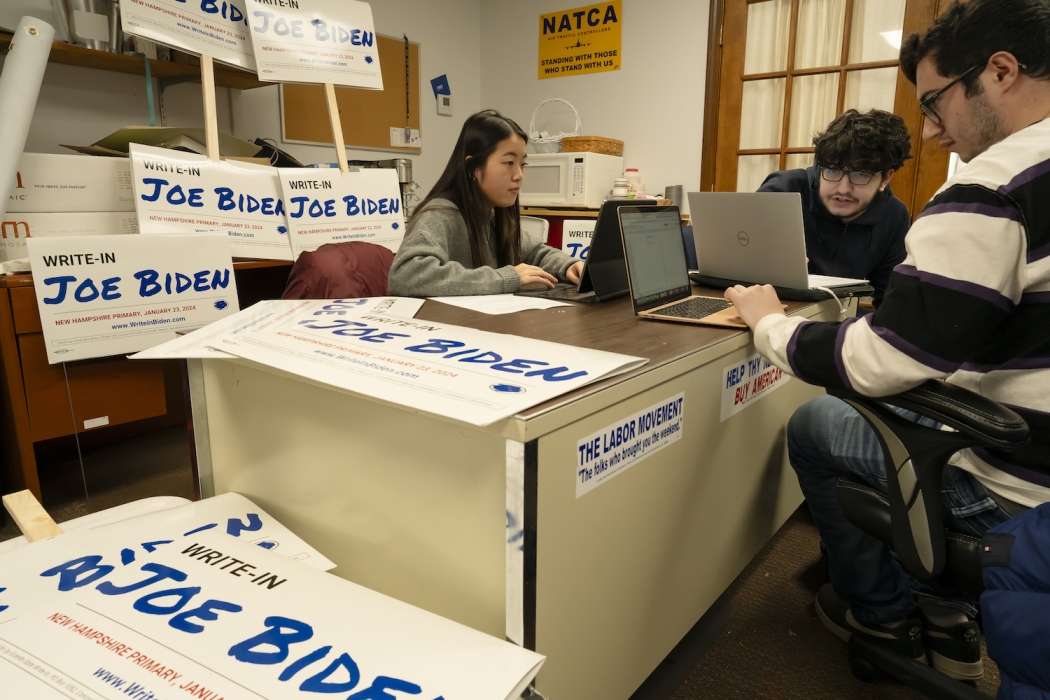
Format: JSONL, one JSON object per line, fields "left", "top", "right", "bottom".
{"left": 538, "top": 1, "right": 622, "bottom": 80}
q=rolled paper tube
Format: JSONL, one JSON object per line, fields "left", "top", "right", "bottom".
{"left": 0, "top": 16, "right": 55, "bottom": 230}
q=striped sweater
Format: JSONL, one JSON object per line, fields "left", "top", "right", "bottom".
{"left": 755, "top": 118, "right": 1050, "bottom": 507}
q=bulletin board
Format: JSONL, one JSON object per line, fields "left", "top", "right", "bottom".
{"left": 280, "top": 35, "right": 421, "bottom": 154}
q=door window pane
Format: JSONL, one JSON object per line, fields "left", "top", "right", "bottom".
{"left": 844, "top": 67, "right": 898, "bottom": 113}
{"left": 794, "top": 0, "right": 846, "bottom": 69}
{"left": 737, "top": 154, "right": 781, "bottom": 192}
{"left": 789, "top": 73, "right": 840, "bottom": 147}
{"left": 739, "top": 78, "right": 786, "bottom": 149}
{"left": 848, "top": 0, "right": 906, "bottom": 64}
{"left": 744, "top": 0, "right": 791, "bottom": 75}
{"left": 786, "top": 153, "right": 814, "bottom": 171}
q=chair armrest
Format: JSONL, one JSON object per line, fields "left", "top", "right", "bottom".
{"left": 831, "top": 380, "right": 1028, "bottom": 451}
{"left": 826, "top": 380, "right": 1028, "bottom": 581}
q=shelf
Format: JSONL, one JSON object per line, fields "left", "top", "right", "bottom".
{"left": 0, "top": 31, "right": 267, "bottom": 90}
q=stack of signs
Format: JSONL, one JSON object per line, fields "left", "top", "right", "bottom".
{"left": 242, "top": 0, "right": 383, "bottom": 87}
{"left": 131, "top": 297, "right": 427, "bottom": 360}
{"left": 136, "top": 303, "right": 649, "bottom": 426}
{"left": 26, "top": 233, "right": 239, "bottom": 364}
{"left": 131, "top": 144, "right": 294, "bottom": 260}
{"left": 0, "top": 493, "right": 544, "bottom": 700}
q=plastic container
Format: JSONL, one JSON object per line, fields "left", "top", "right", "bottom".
{"left": 624, "top": 168, "right": 643, "bottom": 195}
{"left": 612, "top": 178, "right": 629, "bottom": 198}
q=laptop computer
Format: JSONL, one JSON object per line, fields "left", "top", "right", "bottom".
{"left": 618, "top": 205, "right": 747, "bottom": 328}
{"left": 686, "top": 192, "right": 867, "bottom": 289}
{"left": 518, "top": 199, "right": 651, "bottom": 303}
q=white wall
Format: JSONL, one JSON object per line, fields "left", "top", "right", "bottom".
{"left": 480, "top": 0, "right": 710, "bottom": 213}
{"left": 0, "top": 56, "right": 234, "bottom": 155}
{"left": 230, "top": 0, "right": 482, "bottom": 202}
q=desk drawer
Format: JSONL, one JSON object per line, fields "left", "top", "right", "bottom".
{"left": 19, "top": 333, "right": 168, "bottom": 442}
{"left": 11, "top": 287, "right": 42, "bottom": 335}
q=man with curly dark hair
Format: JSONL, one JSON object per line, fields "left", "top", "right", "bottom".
{"left": 758, "top": 109, "right": 912, "bottom": 309}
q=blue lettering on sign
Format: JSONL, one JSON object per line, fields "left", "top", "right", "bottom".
{"left": 39, "top": 268, "right": 232, "bottom": 305}
{"left": 193, "top": 0, "right": 247, "bottom": 26}
{"left": 32, "top": 550, "right": 435, "bottom": 696}
{"left": 565, "top": 243, "right": 590, "bottom": 260}
{"left": 310, "top": 19, "right": 374, "bottom": 46}
{"left": 286, "top": 195, "right": 400, "bottom": 219}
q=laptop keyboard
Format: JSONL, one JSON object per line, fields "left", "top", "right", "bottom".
{"left": 522, "top": 284, "right": 598, "bottom": 301}
{"left": 654, "top": 297, "right": 732, "bottom": 319}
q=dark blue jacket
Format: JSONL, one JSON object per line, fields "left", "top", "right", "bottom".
{"left": 758, "top": 165, "right": 910, "bottom": 308}
{"left": 982, "top": 503, "right": 1050, "bottom": 699}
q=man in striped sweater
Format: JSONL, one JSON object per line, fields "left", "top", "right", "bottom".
{"left": 726, "top": 0, "right": 1050, "bottom": 681}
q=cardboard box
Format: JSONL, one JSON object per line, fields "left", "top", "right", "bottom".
{"left": 7, "top": 154, "right": 135, "bottom": 213}
{"left": 0, "top": 212, "right": 138, "bottom": 262}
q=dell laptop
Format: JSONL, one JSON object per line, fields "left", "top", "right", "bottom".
{"left": 518, "top": 199, "right": 651, "bottom": 303}
{"left": 618, "top": 205, "right": 747, "bottom": 328}
{"left": 687, "top": 192, "right": 867, "bottom": 289}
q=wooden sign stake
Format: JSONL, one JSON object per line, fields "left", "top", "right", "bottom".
{"left": 324, "top": 82, "right": 350, "bottom": 173}
{"left": 3, "top": 490, "right": 63, "bottom": 542}
{"left": 200, "top": 54, "right": 221, "bottom": 161}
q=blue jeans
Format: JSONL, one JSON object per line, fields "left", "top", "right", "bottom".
{"left": 788, "top": 395, "right": 1019, "bottom": 627}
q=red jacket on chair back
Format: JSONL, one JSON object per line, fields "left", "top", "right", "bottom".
{"left": 282, "top": 241, "right": 395, "bottom": 299}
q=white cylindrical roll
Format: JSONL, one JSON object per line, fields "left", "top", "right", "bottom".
{"left": 0, "top": 16, "right": 55, "bottom": 221}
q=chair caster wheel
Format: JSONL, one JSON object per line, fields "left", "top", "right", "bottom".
{"left": 848, "top": 654, "right": 883, "bottom": 683}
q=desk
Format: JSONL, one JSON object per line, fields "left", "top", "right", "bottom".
{"left": 0, "top": 260, "right": 292, "bottom": 501}
{"left": 188, "top": 290, "right": 850, "bottom": 699}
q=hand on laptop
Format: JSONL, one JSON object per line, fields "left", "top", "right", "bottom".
{"left": 516, "top": 264, "right": 558, "bottom": 290}
{"left": 566, "top": 261, "right": 585, "bottom": 284}
{"left": 724, "top": 284, "right": 787, "bottom": 331}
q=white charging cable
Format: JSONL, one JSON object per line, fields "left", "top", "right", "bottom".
{"left": 815, "top": 286, "right": 847, "bottom": 317}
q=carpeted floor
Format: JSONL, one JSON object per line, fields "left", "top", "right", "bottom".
{"left": 633, "top": 507, "right": 1000, "bottom": 700}
{"left": 2, "top": 431, "right": 1000, "bottom": 699}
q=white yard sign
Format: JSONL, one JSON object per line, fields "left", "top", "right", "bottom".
{"left": 132, "top": 297, "right": 426, "bottom": 359}
{"left": 120, "top": 0, "right": 257, "bottom": 70}
{"left": 278, "top": 168, "right": 405, "bottom": 258}
{"left": 0, "top": 496, "right": 544, "bottom": 700}
{"left": 206, "top": 308, "right": 648, "bottom": 426}
{"left": 576, "top": 392, "right": 684, "bottom": 497}
{"left": 720, "top": 352, "right": 790, "bottom": 422}
{"left": 27, "top": 234, "right": 239, "bottom": 364}
{"left": 561, "top": 219, "right": 596, "bottom": 261}
{"left": 131, "top": 144, "right": 294, "bottom": 260}
{"left": 244, "top": 0, "right": 383, "bottom": 87}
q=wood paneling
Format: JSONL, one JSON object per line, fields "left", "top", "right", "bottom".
{"left": 10, "top": 287, "right": 41, "bottom": 335}
{"left": 0, "top": 289, "right": 39, "bottom": 498}
{"left": 20, "top": 333, "right": 168, "bottom": 443}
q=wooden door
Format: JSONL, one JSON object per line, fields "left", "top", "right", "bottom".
{"left": 701, "top": 0, "right": 951, "bottom": 218}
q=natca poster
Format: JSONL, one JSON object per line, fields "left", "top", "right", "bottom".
{"left": 538, "top": 1, "right": 621, "bottom": 80}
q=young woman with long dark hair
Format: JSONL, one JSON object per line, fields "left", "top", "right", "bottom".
{"left": 388, "top": 110, "right": 583, "bottom": 296}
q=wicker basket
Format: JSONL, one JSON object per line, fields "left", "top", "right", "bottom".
{"left": 528, "top": 98, "right": 582, "bottom": 153}
{"left": 561, "top": 135, "right": 624, "bottom": 157}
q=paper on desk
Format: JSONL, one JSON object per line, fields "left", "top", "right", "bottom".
{"left": 0, "top": 492, "right": 336, "bottom": 570}
{"left": 0, "top": 495, "right": 544, "bottom": 700}
{"left": 131, "top": 297, "right": 426, "bottom": 359}
{"left": 429, "top": 293, "right": 570, "bottom": 315}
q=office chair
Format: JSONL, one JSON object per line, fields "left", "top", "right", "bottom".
{"left": 827, "top": 379, "right": 1031, "bottom": 700}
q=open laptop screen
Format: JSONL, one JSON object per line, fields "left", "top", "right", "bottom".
{"left": 620, "top": 207, "right": 691, "bottom": 310}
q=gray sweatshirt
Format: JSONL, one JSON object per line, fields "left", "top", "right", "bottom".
{"left": 387, "top": 198, "right": 576, "bottom": 297}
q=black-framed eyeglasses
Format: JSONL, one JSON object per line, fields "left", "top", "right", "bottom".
{"left": 919, "top": 64, "right": 982, "bottom": 125}
{"left": 919, "top": 62, "right": 1028, "bottom": 125}
{"left": 820, "top": 167, "right": 876, "bottom": 186}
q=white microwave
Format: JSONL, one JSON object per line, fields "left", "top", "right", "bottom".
{"left": 520, "top": 152, "right": 624, "bottom": 208}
